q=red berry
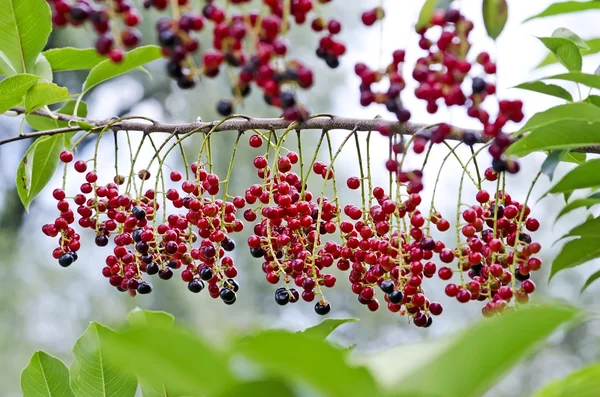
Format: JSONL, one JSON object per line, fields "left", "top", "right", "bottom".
{"left": 249, "top": 134, "right": 263, "bottom": 148}
{"left": 60, "top": 151, "right": 73, "bottom": 163}
{"left": 346, "top": 177, "right": 360, "bottom": 190}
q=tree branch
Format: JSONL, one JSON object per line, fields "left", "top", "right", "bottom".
{"left": 2, "top": 106, "right": 599, "bottom": 154}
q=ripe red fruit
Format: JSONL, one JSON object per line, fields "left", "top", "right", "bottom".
{"left": 346, "top": 177, "right": 360, "bottom": 190}
{"left": 74, "top": 160, "right": 87, "bottom": 173}
{"left": 526, "top": 218, "right": 540, "bottom": 232}
{"left": 170, "top": 170, "right": 182, "bottom": 182}
{"left": 249, "top": 134, "right": 263, "bottom": 148}
{"left": 476, "top": 190, "right": 490, "bottom": 203}
{"left": 60, "top": 151, "right": 74, "bottom": 163}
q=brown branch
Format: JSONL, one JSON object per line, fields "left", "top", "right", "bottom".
{"left": 2, "top": 106, "right": 600, "bottom": 154}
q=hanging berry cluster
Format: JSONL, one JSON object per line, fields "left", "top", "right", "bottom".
{"left": 38, "top": 4, "right": 545, "bottom": 326}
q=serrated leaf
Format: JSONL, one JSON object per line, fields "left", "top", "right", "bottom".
{"left": 21, "top": 351, "right": 73, "bottom": 397}
{"left": 25, "top": 83, "right": 71, "bottom": 113}
{"left": 0, "top": 73, "right": 40, "bottom": 113}
{"left": 0, "top": 0, "right": 52, "bottom": 73}
{"left": 392, "top": 304, "right": 579, "bottom": 397}
{"left": 537, "top": 37, "right": 600, "bottom": 69}
{"left": 538, "top": 37, "right": 582, "bottom": 72}
{"left": 550, "top": 238, "right": 600, "bottom": 280}
{"left": 301, "top": 318, "right": 358, "bottom": 340}
{"left": 555, "top": 193, "right": 600, "bottom": 222}
{"left": 16, "top": 135, "right": 63, "bottom": 211}
{"left": 516, "top": 102, "right": 600, "bottom": 136}
{"left": 549, "top": 159, "right": 600, "bottom": 193}
{"left": 508, "top": 120, "right": 600, "bottom": 157}
{"left": 513, "top": 81, "right": 573, "bottom": 101}
{"left": 43, "top": 48, "right": 106, "bottom": 72}
{"left": 541, "top": 150, "right": 568, "bottom": 181}
{"left": 236, "top": 330, "right": 380, "bottom": 397}
{"left": 26, "top": 100, "right": 88, "bottom": 132}
{"left": 534, "top": 362, "right": 600, "bottom": 396}
{"left": 70, "top": 323, "right": 137, "bottom": 397}
{"left": 483, "top": 0, "right": 508, "bottom": 40}
{"left": 542, "top": 72, "right": 600, "bottom": 90}
{"left": 580, "top": 270, "right": 600, "bottom": 295}
{"left": 98, "top": 325, "right": 236, "bottom": 396}
{"left": 82, "top": 46, "right": 161, "bottom": 93}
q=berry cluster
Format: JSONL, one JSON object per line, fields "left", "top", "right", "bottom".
{"left": 243, "top": 144, "right": 339, "bottom": 315}
{"left": 43, "top": 150, "right": 244, "bottom": 303}
{"left": 438, "top": 168, "right": 542, "bottom": 317}
{"left": 47, "top": 0, "right": 141, "bottom": 63}
{"left": 39, "top": 3, "right": 545, "bottom": 325}
{"left": 356, "top": 50, "right": 411, "bottom": 123}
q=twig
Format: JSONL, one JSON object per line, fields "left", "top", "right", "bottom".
{"left": 3, "top": 106, "right": 600, "bottom": 154}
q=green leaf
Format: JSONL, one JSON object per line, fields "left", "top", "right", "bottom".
{"left": 482, "top": 0, "right": 508, "bottom": 40}
{"left": 82, "top": 46, "right": 162, "bottom": 93}
{"left": 525, "top": 1, "right": 600, "bottom": 22}
{"left": 542, "top": 72, "right": 600, "bottom": 90}
{"left": 26, "top": 100, "right": 87, "bottom": 132}
{"left": 555, "top": 193, "right": 600, "bottom": 222}
{"left": 70, "top": 323, "right": 137, "bottom": 397}
{"left": 416, "top": 0, "right": 438, "bottom": 31}
{"left": 25, "top": 83, "right": 71, "bottom": 113}
{"left": 99, "top": 326, "right": 236, "bottom": 396}
{"left": 0, "top": 49, "right": 17, "bottom": 76}
{"left": 301, "top": 318, "right": 358, "bottom": 340}
{"left": 43, "top": 48, "right": 106, "bottom": 72}
{"left": 513, "top": 81, "right": 573, "bottom": 101}
{"left": 553, "top": 28, "right": 590, "bottom": 49}
{"left": 541, "top": 150, "right": 568, "bottom": 181}
{"left": 32, "top": 54, "right": 53, "bottom": 82}
{"left": 537, "top": 37, "right": 600, "bottom": 69}
{"left": 127, "top": 308, "right": 174, "bottom": 330}
{"left": 516, "top": 102, "right": 600, "bottom": 135}
{"left": 562, "top": 151, "right": 586, "bottom": 164}
{"left": 15, "top": 134, "right": 63, "bottom": 211}
{"left": 550, "top": 159, "right": 600, "bottom": 193}
{"left": 551, "top": 238, "right": 600, "bottom": 280}
{"left": 0, "top": 0, "right": 52, "bottom": 73}
{"left": 561, "top": 216, "right": 600, "bottom": 240}
{"left": 534, "top": 362, "right": 600, "bottom": 397}
{"left": 508, "top": 120, "right": 600, "bottom": 157}
{"left": 586, "top": 95, "right": 600, "bottom": 107}
{"left": 236, "top": 330, "right": 380, "bottom": 397}
{"left": 0, "top": 73, "right": 40, "bottom": 113}
{"left": 538, "top": 37, "right": 582, "bottom": 72}
{"left": 216, "top": 380, "right": 296, "bottom": 397}
{"left": 580, "top": 270, "right": 600, "bottom": 295}
{"left": 393, "top": 304, "right": 579, "bottom": 397}
{"left": 21, "top": 351, "right": 73, "bottom": 397}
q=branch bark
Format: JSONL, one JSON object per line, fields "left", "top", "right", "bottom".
{"left": 2, "top": 106, "right": 599, "bottom": 154}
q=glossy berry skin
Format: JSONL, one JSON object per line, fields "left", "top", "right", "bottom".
{"left": 217, "top": 100, "right": 233, "bottom": 117}
{"left": 136, "top": 282, "right": 153, "bottom": 294}
{"left": 60, "top": 151, "right": 74, "bottom": 163}
{"left": 314, "top": 300, "right": 331, "bottom": 315}
{"left": 188, "top": 279, "right": 205, "bottom": 293}
{"left": 58, "top": 253, "right": 74, "bottom": 267}
{"left": 275, "top": 287, "right": 290, "bottom": 305}
{"left": 220, "top": 288, "right": 236, "bottom": 304}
